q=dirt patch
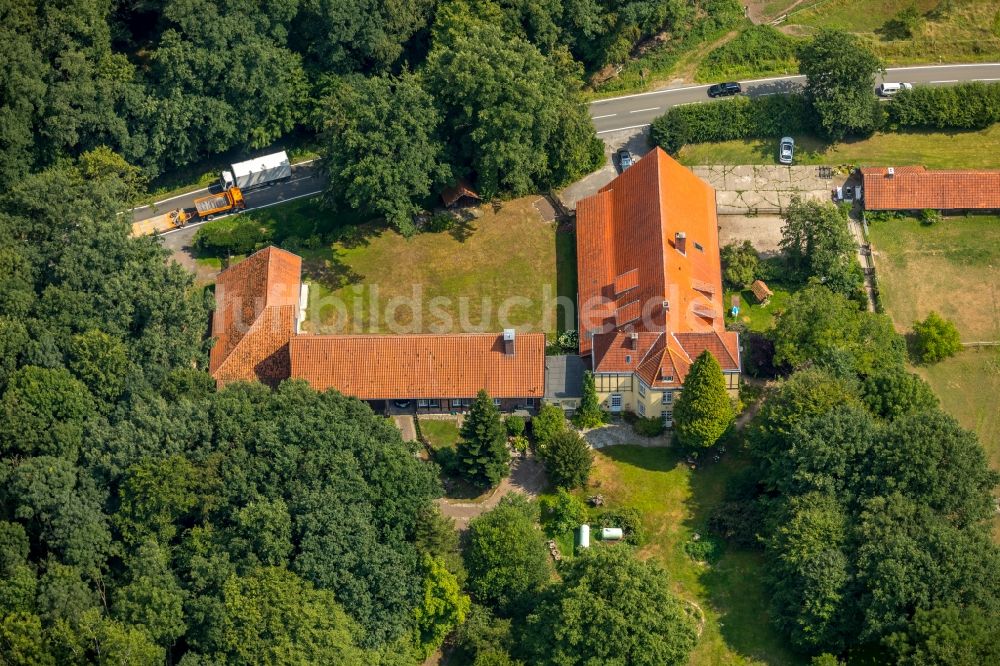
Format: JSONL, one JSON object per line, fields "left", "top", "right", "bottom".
{"left": 583, "top": 423, "right": 671, "bottom": 449}
{"left": 437, "top": 454, "right": 549, "bottom": 529}
{"left": 718, "top": 214, "right": 785, "bottom": 256}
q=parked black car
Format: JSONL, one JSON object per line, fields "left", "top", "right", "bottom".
{"left": 707, "top": 82, "right": 742, "bottom": 98}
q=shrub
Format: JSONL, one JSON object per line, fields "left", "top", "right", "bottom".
{"left": 721, "top": 240, "right": 759, "bottom": 289}
{"left": 425, "top": 212, "right": 455, "bottom": 232}
{"left": 920, "top": 209, "right": 942, "bottom": 226}
{"left": 531, "top": 403, "right": 567, "bottom": 451}
{"left": 595, "top": 507, "right": 646, "bottom": 546}
{"left": 698, "top": 25, "right": 799, "bottom": 81}
{"left": 510, "top": 435, "right": 529, "bottom": 453}
{"left": 651, "top": 94, "right": 815, "bottom": 154}
{"left": 889, "top": 81, "right": 1000, "bottom": 131}
{"left": 539, "top": 489, "right": 587, "bottom": 535}
{"left": 194, "top": 217, "right": 271, "bottom": 256}
{"left": 911, "top": 311, "right": 962, "bottom": 364}
{"left": 683, "top": 534, "right": 725, "bottom": 564}
{"left": 632, "top": 415, "right": 665, "bottom": 438}
{"left": 504, "top": 415, "right": 525, "bottom": 437}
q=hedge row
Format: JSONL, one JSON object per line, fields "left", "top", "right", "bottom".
{"left": 888, "top": 81, "right": 1000, "bottom": 130}
{"left": 650, "top": 94, "right": 816, "bottom": 153}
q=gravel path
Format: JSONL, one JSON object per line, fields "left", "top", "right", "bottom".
{"left": 438, "top": 454, "right": 548, "bottom": 529}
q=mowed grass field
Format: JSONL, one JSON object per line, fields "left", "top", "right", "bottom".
{"left": 868, "top": 215, "right": 1000, "bottom": 538}
{"left": 296, "top": 197, "right": 575, "bottom": 337}
{"left": 589, "top": 446, "right": 801, "bottom": 665}
{"left": 678, "top": 124, "right": 1000, "bottom": 169}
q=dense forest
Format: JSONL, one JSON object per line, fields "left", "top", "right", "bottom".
{"left": 0, "top": 0, "right": 742, "bottom": 209}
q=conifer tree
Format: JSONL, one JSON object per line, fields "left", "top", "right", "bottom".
{"left": 457, "top": 390, "right": 510, "bottom": 487}
{"left": 573, "top": 371, "right": 604, "bottom": 429}
{"left": 673, "top": 351, "right": 735, "bottom": 449}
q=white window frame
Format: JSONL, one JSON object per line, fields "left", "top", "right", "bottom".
{"left": 493, "top": 398, "right": 502, "bottom": 407}
{"left": 462, "top": 398, "right": 472, "bottom": 407}
{"left": 638, "top": 381, "right": 646, "bottom": 397}
{"left": 662, "top": 391, "right": 672, "bottom": 405}
{"left": 610, "top": 394, "right": 622, "bottom": 412}
{"left": 638, "top": 403, "right": 645, "bottom": 416}
{"left": 451, "top": 399, "right": 463, "bottom": 408}
{"left": 662, "top": 410, "right": 673, "bottom": 427}
{"left": 417, "top": 399, "right": 429, "bottom": 408}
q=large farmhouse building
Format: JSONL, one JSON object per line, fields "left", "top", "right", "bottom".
{"left": 575, "top": 147, "right": 741, "bottom": 427}
{"left": 208, "top": 246, "right": 544, "bottom": 412}
{"left": 209, "top": 149, "right": 741, "bottom": 425}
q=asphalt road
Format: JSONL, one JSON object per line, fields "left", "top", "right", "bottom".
{"left": 132, "top": 159, "right": 326, "bottom": 224}
{"left": 588, "top": 62, "right": 1000, "bottom": 134}
{"left": 134, "top": 63, "right": 1000, "bottom": 220}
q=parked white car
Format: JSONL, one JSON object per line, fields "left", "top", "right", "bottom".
{"left": 779, "top": 136, "right": 794, "bottom": 164}
{"left": 877, "top": 82, "right": 913, "bottom": 97}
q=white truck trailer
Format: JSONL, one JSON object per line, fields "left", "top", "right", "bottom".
{"left": 221, "top": 151, "right": 292, "bottom": 191}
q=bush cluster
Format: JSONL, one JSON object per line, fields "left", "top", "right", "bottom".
{"left": 651, "top": 94, "right": 816, "bottom": 154}
{"left": 697, "top": 25, "right": 800, "bottom": 81}
{"left": 888, "top": 81, "right": 1000, "bottom": 131}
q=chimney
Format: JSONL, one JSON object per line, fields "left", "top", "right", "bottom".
{"left": 627, "top": 332, "right": 638, "bottom": 349}
{"left": 675, "top": 231, "right": 686, "bottom": 255}
{"left": 503, "top": 328, "right": 516, "bottom": 355}
{"left": 887, "top": 167, "right": 895, "bottom": 178}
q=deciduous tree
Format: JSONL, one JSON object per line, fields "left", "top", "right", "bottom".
{"left": 799, "top": 29, "right": 884, "bottom": 139}
{"left": 721, "top": 240, "right": 760, "bottom": 289}
{"left": 911, "top": 311, "right": 962, "bottom": 363}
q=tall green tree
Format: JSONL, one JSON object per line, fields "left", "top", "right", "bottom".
{"left": 798, "top": 29, "right": 884, "bottom": 139}
{"left": 522, "top": 547, "right": 698, "bottom": 666}
{"left": 573, "top": 370, "right": 604, "bottom": 429}
{"left": 457, "top": 390, "right": 510, "bottom": 488}
{"left": 113, "top": 539, "right": 187, "bottom": 648}
{"left": 465, "top": 495, "right": 549, "bottom": 614}
{"left": 424, "top": 2, "right": 601, "bottom": 198}
{"left": 0, "top": 366, "right": 94, "bottom": 460}
{"left": 532, "top": 403, "right": 567, "bottom": 450}
{"left": 672, "top": 351, "right": 735, "bottom": 449}
{"left": 413, "top": 554, "right": 470, "bottom": 659}
{"left": 720, "top": 240, "right": 760, "bottom": 289}
{"left": 539, "top": 430, "right": 593, "bottom": 489}
{"left": 779, "top": 197, "right": 864, "bottom": 300}
{"left": 317, "top": 73, "right": 450, "bottom": 235}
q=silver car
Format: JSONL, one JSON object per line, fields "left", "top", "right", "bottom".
{"left": 779, "top": 136, "right": 794, "bottom": 164}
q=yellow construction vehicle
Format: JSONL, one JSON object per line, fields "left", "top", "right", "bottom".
{"left": 130, "top": 187, "right": 246, "bottom": 237}
{"left": 193, "top": 187, "right": 245, "bottom": 219}
{"left": 131, "top": 208, "right": 193, "bottom": 237}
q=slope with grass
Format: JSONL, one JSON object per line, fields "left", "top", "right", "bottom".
{"left": 303, "top": 197, "right": 575, "bottom": 337}
{"left": 678, "top": 124, "right": 1000, "bottom": 168}
{"left": 589, "top": 446, "right": 800, "bottom": 665}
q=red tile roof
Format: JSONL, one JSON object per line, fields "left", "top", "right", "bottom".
{"left": 441, "top": 179, "right": 481, "bottom": 207}
{"left": 289, "top": 332, "right": 545, "bottom": 399}
{"left": 861, "top": 166, "right": 1000, "bottom": 211}
{"left": 575, "top": 148, "right": 738, "bottom": 383}
{"left": 210, "top": 247, "right": 302, "bottom": 386}
{"left": 210, "top": 247, "right": 544, "bottom": 399}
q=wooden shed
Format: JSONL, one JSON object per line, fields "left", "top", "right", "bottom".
{"left": 441, "top": 180, "right": 481, "bottom": 208}
{"left": 750, "top": 279, "right": 773, "bottom": 305}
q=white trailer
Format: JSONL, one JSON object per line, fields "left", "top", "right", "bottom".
{"left": 221, "top": 151, "right": 292, "bottom": 191}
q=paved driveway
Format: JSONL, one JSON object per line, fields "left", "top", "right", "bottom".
{"left": 437, "top": 454, "right": 548, "bottom": 530}
{"left": 693, "top": 165, "right": 845, "bottom": 215}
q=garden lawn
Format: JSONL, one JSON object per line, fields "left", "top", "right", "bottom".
{"left": 420, "top": 418, "right": 461, "bottom": 451}
{"left": 303, "top": 197, "right": 575, "bottom": 337}
{"left": 589, "top": 446, "right": 800, "bottom": 665}
{"left": 678, "top": 124, "right": 1000, "bottom": 169}
{"left": 868, "top": 215, "right": 1000, "bottom": 538}
{"left": 724, "top": 283, "right": 795, "bottom": 333}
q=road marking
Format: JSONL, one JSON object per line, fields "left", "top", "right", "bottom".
{"left": 596, "top": 123, "right": 651, "bottom": 135}
{"left": 975, "top": 78, "right": 1000, "bottom": 81}
{"left": 588, "top": 63, "right": 1000, "bottom": 106}
{"left": 157, "top": 189, "right": 324, "bottom": 237}
{"left": 931, "top": 79, "right": 958, "bottom": 83}
{"left": 592, "top": 113, "right": 617, "bottom": 119}
{"left": 629, "top": 107, "right": 660, "bottom": 113}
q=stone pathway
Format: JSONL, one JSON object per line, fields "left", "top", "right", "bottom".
{"left": 582, "top": 423, "right": 671, "bottom": 449}
{"left": 392, "top": 415, "right": 417, "bottom": 443}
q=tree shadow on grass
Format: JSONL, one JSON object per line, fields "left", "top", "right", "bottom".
{"left": 596, "top": 444, "right": 680, "bottom": 473}
{"left": 449, "top": 211, "right": 477, "bottom": 243}
{"left": 681, "top": 449, "right": 802, "bottom": 665}
{"left": 301, "top": 255, "right": 362, "bottom": 291}
{"left": 555, "top": 230, "right": 578, "bottom": 333}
